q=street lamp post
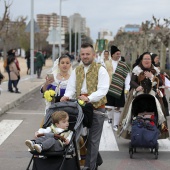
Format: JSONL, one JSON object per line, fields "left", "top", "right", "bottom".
{"left": 59, "top": 0, "right": 62, "bottom": 58}
{"left": 69, "top": 17, "right": 72, "bottom": 55}
{"left": 74, "top": 29, "right": 77, "bottom": 60}
{"left": 59, "top": 0, "right": 68, "bottom": 58}
{"left": 30, "top": 0, "right": 34, "bottom": 78}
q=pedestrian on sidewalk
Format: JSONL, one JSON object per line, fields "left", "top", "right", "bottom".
{"left": 35, "top": 50, "right": 45, "bottom": 79}
{"left": 5, "top": 49, "right": 15, "bottom": 92}
{"left": 0, "top": 70, "right": 4, "bottom": 84}
{"left": 60, "top": 43, "right": 110, "bottom": 170}
{"left": 14, "top": 51, "right": 21, "bottom": 84}
{"left": 25, "top": 49, "right": 30, "bottom": 75}
{"left": 8, "top": 56, "right": 21, "bottom": 93}
{"left": 0, "top": 69, "right": 4, "bottom": 94}
{"left": 43, "top": 51, "right": 48, "bottom": 66}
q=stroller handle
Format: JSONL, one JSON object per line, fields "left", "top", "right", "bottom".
{"left": 68, "top": 99, "right": 77, "bottom": 102}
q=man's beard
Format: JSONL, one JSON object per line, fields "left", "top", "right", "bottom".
{"left": 82, "top": 60, "right": 93, "bottom": 66}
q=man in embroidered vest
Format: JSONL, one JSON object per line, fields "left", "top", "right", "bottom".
{"left": 106, "top": 45, "right": 131, "bottom": 132}
{"left": 61, "top": 43, "right": 109, "bottom": 170}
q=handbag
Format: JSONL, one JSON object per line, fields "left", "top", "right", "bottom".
{"left": 80, "top": 103, "right": 94, "bottom": 128}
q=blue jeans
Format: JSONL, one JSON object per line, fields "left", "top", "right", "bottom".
{"left": 11, "top": 80, "right": 18, "bottom": 91}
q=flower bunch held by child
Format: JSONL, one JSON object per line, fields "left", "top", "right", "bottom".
{"left": 44, "top": 89, "right": 56, "bottom": 102}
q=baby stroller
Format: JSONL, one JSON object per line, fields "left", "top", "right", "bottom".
{"left": 26, "top": 101, "right": 84, "bottom": 170}
{"left": 120, "top": 94, "right": 166, "bottom": 159}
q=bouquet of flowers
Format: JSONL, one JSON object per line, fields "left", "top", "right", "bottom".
{"left": 44, "top": 89, "right": 56, "bottom": 102}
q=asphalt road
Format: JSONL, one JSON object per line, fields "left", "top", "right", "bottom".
{"left": 0, "top": 90, "right": 170, "bottom": 170}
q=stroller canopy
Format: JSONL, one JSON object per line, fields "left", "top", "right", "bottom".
{"left": 43, "top": 101, "right": 84, "bottom": 140}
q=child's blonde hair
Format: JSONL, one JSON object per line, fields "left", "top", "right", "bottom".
{"left": 51, "top": 111, "right": 68, "bottom": 124}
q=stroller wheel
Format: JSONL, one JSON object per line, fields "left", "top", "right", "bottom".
{"left": 155, "top": 152, "right": 158, "bottom": 159}
{"left": 134, "top": 147, "right": 137, "bottom": 153}
{"left": 155, "top": 143, "right": 159, "bottom": 155}
{"left": 129, "top": 142, "right": 133, "bottom": 159}
{"left": 129, "top": 150, "right": 133, "bottom": 159}
{"left": 95, "top": 166, "right": 98, "bottom": 170}
{"left": 156, "top": 143, "right": 159, "bottom": 150}
{"left": 129, "top": 142, "right": 133, "bottom": 153}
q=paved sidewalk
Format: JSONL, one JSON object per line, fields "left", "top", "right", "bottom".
{"left": 0, "top": 61, "right": 78, "bottom": 116}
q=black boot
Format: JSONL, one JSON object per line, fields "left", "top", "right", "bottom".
{"left": 15, "top": 88, "right": 21, "bottom": 93}
{"left": 9, "top": 89, "right": 14, "bottom": 93}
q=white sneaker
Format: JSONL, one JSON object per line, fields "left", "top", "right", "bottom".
{"left": 113, "top": 125, "right": 118, "bottom": 132}
{"left": 25, "top": 140, "right": 35, "bottom": 151}
{"left": 34, "top": 144, "right": 42, "bottom": 153}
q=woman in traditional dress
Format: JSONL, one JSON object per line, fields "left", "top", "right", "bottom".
{"left": 118, "top": 52, "right": 169, "bottom": 139}
{"left": 41, "top": 55, "right": 72, "bottom": 114}
{"left": 151, "top": 53, "right": 170, "bottom": 117}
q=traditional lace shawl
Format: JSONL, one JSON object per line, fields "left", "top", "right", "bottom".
{"left": 132, "top": 65, "right": 160, "bottom": 76}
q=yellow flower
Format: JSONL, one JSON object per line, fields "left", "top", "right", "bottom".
{"left": 44, "top": 90, "right": 56, "bottom": 102}
{"left": 49, "top": 90, "right": 55, "bottom": 96}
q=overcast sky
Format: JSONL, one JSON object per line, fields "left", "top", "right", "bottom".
{"left": 0, "top": 0, "right": 170, "bottom": 41}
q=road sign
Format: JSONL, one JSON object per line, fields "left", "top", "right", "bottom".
{"left": 46, "top": 27, "right": 65, "bottom": 45}
{"left": 25, "top": 20, "right": 40, "bottom": 33}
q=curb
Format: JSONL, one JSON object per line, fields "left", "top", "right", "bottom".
{"left": 0, "top": 62, "right": 79, "bottom": 116}
{"left": 0, "top": 82, "right": 44, "bottom": 116}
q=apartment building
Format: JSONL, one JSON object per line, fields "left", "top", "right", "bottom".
{"left": 37, "top": 13, "right": 68, "bottom": 34}
{"left": 36, "top": 12, "right": 89, "bottom": 35}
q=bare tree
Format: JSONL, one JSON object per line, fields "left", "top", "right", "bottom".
{"left": 0, "top": 0, "right": 12, "bottom": 59}
{"left": 151, "top": 16, "right": 170, "bottom": 69}
{"left": 113, "top": 15, "right": 170, "bottom": 69}
{"left": 0, "top": 0, "right": 12, "bottom": 31}
{"left": 0, "top": 0, "right": 27, "bottom": 59}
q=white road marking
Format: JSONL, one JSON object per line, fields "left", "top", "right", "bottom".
{"left": 0, "top": 118, "right": 169, "bottom": 152}
{"left": 99, "top": 121, "right": 119, "bottom": 151}
{"left": 0, "top": 119, "right": 23, "bottom": 145}
{"left": 158, "top": 138, "right": 170, "bottom": 151}
{"left": 6, "top": 111, "right": 44, "bottom": 115}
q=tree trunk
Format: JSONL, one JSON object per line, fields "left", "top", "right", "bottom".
{"left": 160, "top": 43, "right": 166, "bottom": 70}
{"left": 3, "top": 39, "right": 7, "bottom": 59}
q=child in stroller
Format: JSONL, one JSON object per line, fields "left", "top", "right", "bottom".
{"left": 25, "top": 111, "right": 73, "bottom": 153}
{"left": 26, "top": 101, "right": 84, "bottom": 170}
